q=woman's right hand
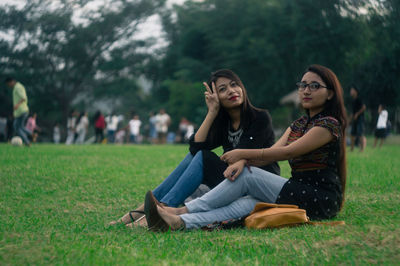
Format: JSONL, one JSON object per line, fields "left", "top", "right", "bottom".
{"left": 223, "top": 160, "right": 246, "bottom": 181}
{"left": 203, "top": 82, "right": 220, "bottom": 115}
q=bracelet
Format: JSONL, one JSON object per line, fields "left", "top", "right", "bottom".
{"left": 260, "top": 148, "right": 264, "bottom": 160}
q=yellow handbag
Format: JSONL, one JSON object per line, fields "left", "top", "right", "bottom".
{"left": 244, "top": 202, "right": 344, "bottom": 229}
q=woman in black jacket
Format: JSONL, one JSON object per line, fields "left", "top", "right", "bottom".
{"left": 110, "top": 69, "right": 279, "bottom": 226}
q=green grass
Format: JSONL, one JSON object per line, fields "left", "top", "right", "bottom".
{"left": 1, "top": 137, "right": 399, "bottom": 265}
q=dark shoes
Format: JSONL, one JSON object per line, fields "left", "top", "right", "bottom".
{"left": 144, "top": 191, "right": 170, "bottom": 232}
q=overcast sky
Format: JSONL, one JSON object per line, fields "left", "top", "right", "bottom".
{"left": 0, "top": 0, "right": 188, "bottom": 48}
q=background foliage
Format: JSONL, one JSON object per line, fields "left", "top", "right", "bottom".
{"left": 0, "top": 0, "right": 399, "bottom": 135}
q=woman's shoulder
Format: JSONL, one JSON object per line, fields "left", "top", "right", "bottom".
{"left": 250, "top": 108, "right": 271, "bottom": 122}
{"left": 314, "top": 115, "right": 340, "bottom": 127}
{"left": 290, "top": 115, "right": 308, "bottom": 129}
{"left": 313, "top": 115, "right": 341, "bottom": 139}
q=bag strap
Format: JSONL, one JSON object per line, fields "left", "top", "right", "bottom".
{"left": 251, "top": 202, "right": 299, "bottom": 214}
{"left": 306, "top": 220, "right": 345, "bottom": 226}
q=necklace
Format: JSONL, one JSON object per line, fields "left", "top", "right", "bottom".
{"left": 228, "top": 126, "right": 243, "bottom": 148}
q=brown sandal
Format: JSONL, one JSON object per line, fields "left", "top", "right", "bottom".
{"left": 144, "top": 191, "right": 170, "bottom": 232}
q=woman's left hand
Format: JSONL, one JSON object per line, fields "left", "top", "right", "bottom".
{"left": 220, "top": 149, "right": 244, "bottom": 164}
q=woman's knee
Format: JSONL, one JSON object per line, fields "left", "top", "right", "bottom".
{"left": 239, "top": 167, "right": 266, "bottom": 186}
{"left": 233, "top": 167, "right": 252, "bottom": 185}
{"left": 191, "top": 150, "right": 203, "bottom": 162}
{"left": 239, "top": 167, "right": 254, "bottom": 179}
{"left": 193, "top": 150, "right": 203, "bottom": 158}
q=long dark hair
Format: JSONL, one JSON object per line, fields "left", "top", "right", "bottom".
{"left": 206, "top": 69, "right": 261, "bottom": 143}
{"left": 305, "top": 64, "right": 347, "bottom": 208}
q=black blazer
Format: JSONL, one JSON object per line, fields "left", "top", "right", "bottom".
{"left": 189, "top": 109, "right": 280, "bottom": 188}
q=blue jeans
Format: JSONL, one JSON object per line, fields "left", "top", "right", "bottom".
{"left": 107, "top": 130, "right": 115, "bottom": 143}
{"left": 152, "top": 151, "right": 203, "bottom": 207}
{"left": 130, "top": 134, "right": 137, "bottom": 143}
{"left": 13, "top": 112, "right": 31, "bottom": 145}
{"left": 181, "top": 167, "right": 288, "bottom": 229}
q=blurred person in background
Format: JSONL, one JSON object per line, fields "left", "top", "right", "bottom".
{"left": 148, "top": 111, "right": 157, "bottom": 144}
{"left": 6, "top": 114, "right": 14, "bottom": 142}
{"left": 373, "top": 104, "right": 389, "bottom": 148}
{"left": 349, "top": 85, "right": 366, "bottom": 152}
{"left": 53, "top": 122, "right": 61, "bottom": 144}
{"left": 75, "top": 111, "right": 89, "bottom": 144}
{"left": 66, "top": 110, "right": 77, "bottom": 145}
{"left": 5, "top": 77, "right": 31, "bottom": 146}
{"left": 129, "top": 114, "right": 142, "bottom": 144}
{"left": 155, "top": 109, "right": 171, "bottom": 144}
{"left": 26, "top": 112, "right": 41, "bottom": 143}
{"left": 115, "top": 128, "right": 127, "bottom": 144}
{"left": 0, "top": 116, "right": 7, "bottom": 142}
{"left": 106, "top": 113, "right": 119, "bottom": 144}
{"left": 178, "top": 117, "right": 190, "bottom": 144}
{"left": 94, "top": 110, "right": 106, "bottom": 143}
{"left": 185, "top": 122, "right": 195, "bottom": 143}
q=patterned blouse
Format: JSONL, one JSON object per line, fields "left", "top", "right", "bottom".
{"left": 287, "top": 113, "right": 340, "bottom": 173}
{"left": 276, "top": 112, "right": 343, "bottom": 220}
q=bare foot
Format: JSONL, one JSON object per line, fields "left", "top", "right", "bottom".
{"left": 126, "top": 215, "right": 148, "bottom": 228}
{"left": 108, "top": 219, "right": 123, "bottom": 226}
{"left": 109, "top": 204, "right": 145, "bottom": 226}
{"left": 162, "top": 205, "right": 188, "bottom": 215}
{"left": 157, "top": 206, "right": 185, "bottom": 230}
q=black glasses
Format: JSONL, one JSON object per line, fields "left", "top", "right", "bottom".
{"left": 296, "top": 82, "right": 327, "bottom": 91}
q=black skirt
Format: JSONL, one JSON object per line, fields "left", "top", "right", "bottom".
{"left": 276, "top": 168, "right": 343, "bottom": 220}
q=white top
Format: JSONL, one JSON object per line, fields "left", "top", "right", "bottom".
{"left": 149, "top": 116, "right": 157, "bottom": 125}
{"left": 106, "top": 115, "right": 119, "bottom": 131}
{"left": 376, "top": 110, "right": 388, "bottom": 129}
{"left": 67, "top": 117, "right": 76, "bottom": 130}
{"left": 53, "top": 126, "right": 60, "bottom": 136}
{"left": 155, "top": 113, "right": 170, "bottom": 133}
{"left": 129, "top": 119, "right": 142, "bottom": 136}
{"left": 76, "top": 116, "right": 89, "bottom": 133}
{"left": 185, "top": 124, "right": 194, "bottom": 140}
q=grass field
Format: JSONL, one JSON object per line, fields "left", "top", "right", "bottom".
{"left": 1, "top": 137, "right": 400, "bottom": 265}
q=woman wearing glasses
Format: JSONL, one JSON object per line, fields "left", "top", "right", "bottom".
{"left": 144, "top": 64, "right": 348, "bottom": 231}
{"left": 110, "top": 69, "right": 280, "bottom": 226}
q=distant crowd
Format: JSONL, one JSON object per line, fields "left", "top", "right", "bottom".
{"left": 1, "top": 76, "right": 390, "bottom": 149}
{"left": 60, "top": 108, "right": 194, "bottom": 145}
{"left": 0, "top": 107, "right": 195, "bottom": 145}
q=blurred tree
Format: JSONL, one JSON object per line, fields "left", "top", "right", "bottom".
{"left": 0, "top": 0, "right": 165, "bottom": 126}
{"left": 162, "top": 79, "right": 205, "bottom": 129}
{"left": 353, "top": 0, "right": 400, "bottom": 107}
{"left": 154, "top": 0, "right": 370, "bottom": 115}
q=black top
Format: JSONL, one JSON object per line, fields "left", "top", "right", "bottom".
{"left": 276, "top": 113, "right": 343, "bottom": 220}
{"left": 189, "top": 109, "right": 280, "bottom": 188}
{"left": 352, "top": 97, "right": 364, "bottom": 120}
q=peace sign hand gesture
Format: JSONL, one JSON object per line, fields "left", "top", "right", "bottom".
{"left": 203, "top": 82, "right": 220, "bottom": 115}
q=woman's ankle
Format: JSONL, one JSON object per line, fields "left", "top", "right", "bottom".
{"left": 158, "top": 206, "right": 185, "bottom": 230}
{"left": 177, "top": 206, "right": 188, "bottom": 215}
{"left": 163, "top": 206, "right": 187, "bottom": 215}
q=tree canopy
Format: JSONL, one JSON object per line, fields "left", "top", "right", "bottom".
{"left": 0, "top": 0, "right": 165, "bottom": 125}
